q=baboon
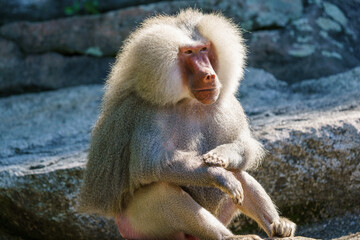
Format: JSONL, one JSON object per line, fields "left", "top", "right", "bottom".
{"left": 78, "top": 9, "right": 296, "bottom": 240}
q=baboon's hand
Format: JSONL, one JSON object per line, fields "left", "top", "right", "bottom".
{"left": 202, "top": 151, "right": 228, "bottom": 168}
{"left": 213, "top": 172, "right": 243, "bottom": 205}
{"left": 270, "top": 217, "right": 296, "bottom": 237}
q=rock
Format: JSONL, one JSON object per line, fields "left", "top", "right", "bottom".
{"left": 0, "top": 156, "right": 121, "bottom": 240}
{"left": 0, "top": 0, "right": 303, "bottom": 30}
{"left": 232, "top": 68, "right": 360, "bottom": 232}
{"left": 0, "top": 86, "right": 102, "bottom": 160}
{"left": 0, "top": 1, "right": 215, "bottom": 96}
{"left": 288, "top": 44, "right": 316, "bottom": 57}
{"left": 0, "top": 0, "right": 169, "bottom": 25}
{"left": 252, "top": 106, "right": 360, "bottom": 221}
{"left": 207, "top": 0, "right": 359, "bottom": 82}
{"left": 1, "top": 67, "right": 360, "bottom": 239}
{"left": 0, "top": 86, "right": 123, "bottom": 239}
{"left": 248, "top": 0, "right": 303, "bottom": 29}
{"left": 247, "top": 26, "right": 359, "bottom": 82}
{"left": 316, "top": 17, "right": 342, "bottom": 32}
{"left": 334, "top": 233, "right": 360, "bottom": 240}
{"left": 0, "top": 1, "right": 213, "bottom": 56}
{"left": 0, "top": 231, "right": 24, "bottom": 240}
{"left": 0, "top": 10, "right": 134, "bottom": 56}
{"left": 0, "top": 38, "right": 113, "bottom": 96}
{"left": 0, "top": 0, "right": 304, "bottom": 57}
{"left": 246, "top": 0, "right": 360, "bottom": 82}
{"left": 297, "top": 212, "right": 360, "bottom": 239}
{"left": 1, "top": 0, "right": 359, "bottom": 94}
{"left": 238, "top": 67, "right": 360, "bottom": 117}
{"left": 215, "top": 0, "right": 303, "bottom": 30}
{"left": 323, "top": 1, "right": 348, "bottom": 27}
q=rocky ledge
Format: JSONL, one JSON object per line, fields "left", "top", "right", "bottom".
{"left": 1, "top": 0, "right": 359, "bottom": 96}
{"left": 0, "top": 67, "right": 359, "bottom": 239}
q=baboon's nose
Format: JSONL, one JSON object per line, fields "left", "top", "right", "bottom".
{"left": 203, "top": 74, "right": 216, "bottom": 83}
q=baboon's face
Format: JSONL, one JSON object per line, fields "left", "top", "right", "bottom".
{"left": 178, "top": 42, "right": 220, "bottom": 105}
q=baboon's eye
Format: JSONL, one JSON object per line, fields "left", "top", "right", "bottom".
{"left": 184, "top": 50, "right": 193, "bottom": 54}
{"left": 200, "top": 47, "right": 207, "bottom": 52}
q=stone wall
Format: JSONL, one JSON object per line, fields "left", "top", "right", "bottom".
{"left": 0, "top": 0, "right": 359, "bottom": 96}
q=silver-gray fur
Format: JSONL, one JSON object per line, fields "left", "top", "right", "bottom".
{"left": 78, "top": 9, "right": 296, "bottom": 240}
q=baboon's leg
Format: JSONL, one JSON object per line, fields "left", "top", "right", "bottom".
{"left": 230, "top": 171, "right": 296, "bottom": 237}
{"left": 117, "top": 182, "right": 234, "bottom": 240}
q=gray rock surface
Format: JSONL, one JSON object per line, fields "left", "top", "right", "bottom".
{"left": 0, "top": 37, "right": 112, "bottom": 96}
{"left": 1, "top": 67, "right": 359, "bottom": 239}
{"left": 231, "top": 69, "right": 360, "bottom": 236}
{"left": 0, "top": 0, "right": 359, "bottom": 96}
{"left": 216, "top": 0, "right": 303, "bottom": 30}
{"left": 297, "top": 212, "right": 360, "bottom": 239}
{"left": 0, "top": 86, "right": 122, "bottom": 239}
{"left": 238, "top": 67, "right": 360, "bottom": 117}
{"left": 0, "top": 0, "right": 165, "bottom": 24}
{"left": 0, "top": 1, "right": 211, "bottom": 96}
{"left": 0, "top": 85, "right": 102, "bottom": 161}
{"left": 0, "top": 1, "right": 210, "bottom": 56}
{"left": 219, "top": 0, "right": 360, "bottom": 82}
{"left": 334, "top": 233, "right": 360, "bottom": 240}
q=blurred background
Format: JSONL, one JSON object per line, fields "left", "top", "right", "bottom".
{"left": 0, "top": 0, "right": 359, "bottom": 239}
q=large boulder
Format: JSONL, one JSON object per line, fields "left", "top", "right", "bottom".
{"left": 245, "top": 0, "right": 360, "bottom": 82}
{"left": 0, "top": 86, "right": 122, "bottom": 239}
{"left": 1, "top": 67, "right": 359, "bottom": 239}
{"left": 0, "top": 37, "right": 113, "bottom": 96}
{"left": 0, "top": 0, "right": 359, "bottom": 95}
{"left": 0, "top": 1, "right": 212, "bottom": 56}
{"left": 0, "top": 0, "right": 168, "bottom": 25}
{"left": 231, "top": 68, "right": 360, "bottom": 233}
{"left": 0, "top": 1, "right": 212, "bottom": 96}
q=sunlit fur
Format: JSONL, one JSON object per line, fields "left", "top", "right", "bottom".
{"left": 103, "top": 9, "right": 245, "bottom": 112}
{"left": 78, "top": 9, "right": 296, "bottom": 240}
{"left": 80, "top": 7, "right": 258, "bottom": 217}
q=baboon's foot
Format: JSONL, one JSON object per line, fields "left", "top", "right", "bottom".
{"left": 270, "top": 217, "right": 296, "bottom": 237}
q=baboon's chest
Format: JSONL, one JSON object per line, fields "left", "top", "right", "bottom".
{"left": 156, "top": 107, "right": 239, "bottom": 154}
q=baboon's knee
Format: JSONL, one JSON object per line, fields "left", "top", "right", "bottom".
{"left": 144, "top": 182, "right": 183, "bottom": 202}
